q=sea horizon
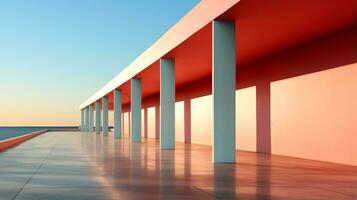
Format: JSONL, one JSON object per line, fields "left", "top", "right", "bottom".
{"left": 0, "top": 126, "right": 78, "bottom": 140}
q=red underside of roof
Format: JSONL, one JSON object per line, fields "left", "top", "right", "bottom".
{"left": 96, "top": 0, "right": 357, "bottom": 110}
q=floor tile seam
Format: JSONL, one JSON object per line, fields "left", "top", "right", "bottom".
{"left": 11, "top": 146, "right": 55, "bottom": 200}
{"left": 323, "top": 187, "right": 357, "bottom": 199}
{"left": 191, "top": 185, "right": 220, "bottom": 200}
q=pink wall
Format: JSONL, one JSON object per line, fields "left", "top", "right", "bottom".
{"left": 147, "top": 107, "right": 156, "bottom": 138}
{"left": 175, "top": 101, "right": 185, "bottom": 143}
{"left": 124, "top": 112, "right": 130, "bottom": 135}
{"left": 271, "top": 63, "right": 357, "bottom": 165}
{"left": 191, "top": 95, "right": 212, "bottom": 146}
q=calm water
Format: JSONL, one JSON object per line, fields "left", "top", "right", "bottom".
{"left": 0, "top": 127, "right": 78, "bottom": 140}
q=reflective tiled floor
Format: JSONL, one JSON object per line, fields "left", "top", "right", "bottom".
{"left": 0, "top": 132, "right": 357, "bottom": 200}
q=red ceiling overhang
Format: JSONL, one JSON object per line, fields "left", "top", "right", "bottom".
{"left": 87, "top": 0, "right": 357, "bottom": 110}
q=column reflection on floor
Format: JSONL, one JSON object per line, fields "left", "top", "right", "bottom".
{"left": 213, "top": 164, "right": 236, "bottom": 199}
{"left": 255, "top": 155, "right": 272, "bottom": 200}
{"left": 159, "top": 150, "right": 175, "bottom": 199}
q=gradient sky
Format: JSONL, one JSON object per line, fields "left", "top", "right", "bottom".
{"left": 0, "top": 0, "right": 199, "bottom": 126}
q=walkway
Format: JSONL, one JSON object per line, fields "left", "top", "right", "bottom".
{"left": 0, "top": 132, "right": 356, "bottom": 200}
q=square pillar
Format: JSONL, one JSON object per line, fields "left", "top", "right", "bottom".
{"left": 114, "top": 89, "right": 122, "bottom": 139}
{"left": 95, "top": 101, "right": 101, "bottom": 134}
{"left": 83, "top": 108, "right": 86, "bottom": 132}
{"left": 85, "top": 107, "right": 90, "bottom": 132}
{"left": 131, "top": 78, "right": 142, "bottom": 143}
{"left": 80, "top": 109, "right": 84, "bottom": 131}
{"left": 89, "top": 105, "right": 94, "bottom": 132}
{"left": 160, "top": 58, "right": 175, "bottom": 149}
{"left": 212, "top": 20, "right": 236, "bottom": 163}
{"left": 102, "top": 96, "right": 109, "bottom": 136}
{"left": 256, "top": 82, "right": 271, "bottom": 154}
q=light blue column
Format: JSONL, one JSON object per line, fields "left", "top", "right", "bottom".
{"left": 85, "top": 107, "right": 90, "bottom": 132}
{"left": 212, "top": 20, "right": 236, "bottom": 163}
{"left": 80, "top": 109, "right": 84, "bottom": 131}
{"left": 114, "top": 89, "right": 122, "bottom": 139}
{"left": 131, "top": 78, "right": 141, "bottom": 143}
{"left": 160, "top": 58, "right": 175, "bottom": 149}
{"left": 102, "top": 96, "right": 109, "bottom": 136}
{"left": 89, "top": 105, "right": 94, "bottom": 132}
{"left": 95, "top": 101, "right": 101, "bottom": 134}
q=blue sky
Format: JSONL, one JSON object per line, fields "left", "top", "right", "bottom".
{"left": 0, "top": 0, "right": 199, "bottom": 126}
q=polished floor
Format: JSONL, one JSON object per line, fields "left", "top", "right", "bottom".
{"left": 0, "top": 132, "right": 356, "bottom": 200}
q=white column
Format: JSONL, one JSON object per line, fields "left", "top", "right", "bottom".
{"left": 131, "top": 78, "right": 141, "bottom": 143}
{"left": 102, "top": 96, "right": 109, "bottom": 136}
{"left": 160, "top": 58, "right": 175, "bottom": 149}
{"left": 80, "top": 109, "right": 84, "bottom": 131}
{"left": 212, "top": 20, "right": 236, "bottom": 163}
{"left": 95, "top": 101, "right": 101, "bottom": 134}
{"left": 89, "top": 105, "right": 94, "bottom": 132}
{"left": 85, "top": 107, "right": 90, "bottom": 132}
{"left": 114, "top": 89, "right": 122, "bottom": 139}
{"left": 83, "top": 107, "right": 86, "bottom": 132}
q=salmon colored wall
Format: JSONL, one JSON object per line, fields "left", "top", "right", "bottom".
{"left": 236, "top": 87, "right": 256, "bottom": 152}
{"left": 108, "top": 111, "right": 114, "bottom": 127}
{"left": 124, "top": 112, "right": 130, "bottom": 135}
{"left": 175, "top": 101, "right": 185, "bottom": 143}
{"left": 271, "top": 63, "right": 357, "bottom": 165}
{"left": 147, "top": 107, "right": 156, "bottom": 138}
{"left": 141, "top": 109, "right": 145, "bottom": 137}
{"left": 191, "top": 95, "right": 212, "bottom": 146}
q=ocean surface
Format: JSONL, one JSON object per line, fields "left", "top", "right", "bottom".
{"left": 0, "top": 127, "right": 78, "bottom": 140}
